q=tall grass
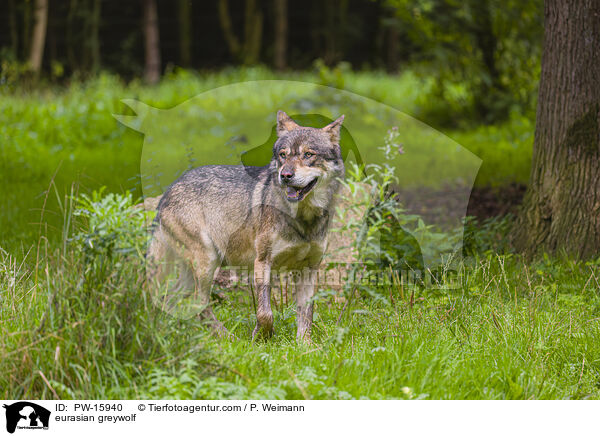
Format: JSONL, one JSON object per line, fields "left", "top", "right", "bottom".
{"left": 1, "top": 187, "right": 599, "bottom": 399}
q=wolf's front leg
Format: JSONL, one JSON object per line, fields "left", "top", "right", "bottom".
{"left": 296, "top": 268, "right": 317, "bottom": 343}
{"left": 252, "top": 260, "right": 274, "bottom": 340}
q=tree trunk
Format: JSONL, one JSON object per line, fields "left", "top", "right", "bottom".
{"left": 217, "top": 0, "right": 241, "bottom": 60}
{"left": 324, "top": 0, "right": 336, "bottom": 64}
{"left": 469, "top": 0, "right": 500, "bottom": 89}
{"left": 23, "top": 0, "right": 31, "bottom": 60}
{"left": 66, "top": 0, "right": 78, "bottom": 72}
{"left": 386, "top": 21, "right": 399, "bottom": 73}
{"left": 513, "top": 0, "right": 600, "bottom": 259}
{"left": 90, "top": 0, "right": 101, "bottom": 73}
{"left": 273, "top": 0, "right": 287, "bottom": 70}
{"left": 8, "top": 0, "right": 18, "bottom": 57}
{"left": 178, "top": 0, "right": 192, "bottom": 67}
{"left": 217, "top": 0, "right": 263, "bottom": 65}
{"left": 468, "top": 0, "right": 507, "bottom": 121}
{"left": 28, "top": 0, "right": 48, "bottom": 74}
{"left": 143, "top": 0, "right": 161, "bottom": 84}
{"left": 243, "top": 0, "right": 263, "bottom": 65}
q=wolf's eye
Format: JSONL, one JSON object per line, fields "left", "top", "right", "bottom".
{"left": 304, "top": 152, "right": 315, "bottom": 159}
{"left": 279, "top": 151, "right": 286, "bottom": 158}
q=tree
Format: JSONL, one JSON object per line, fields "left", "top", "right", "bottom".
{"left": 513, "top": 0, "right": 600, "bottom": 259}
{"left": 383, "top": 0, "right": 543, "bottom": 124}
{"left": 273, "top": 0, "right": 287, "bottom": 70}
{"left": 8, "top": 0, "right": 18, "bottom": 57}
{"left": 89, "top": 0, "right": 102, "bottom": 73}
{"left": 143, "top": 0, "right": 161, "bottom": 84}
{"left": 28, "top": 0, "right": 48, "bottom": 74}
{"left": 178, "top": 0, "right": 192, "bottom": 67}
{"left": 218, "top": 0, "right": 263, "bottom": 65}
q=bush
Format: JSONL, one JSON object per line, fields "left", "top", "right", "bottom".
{"left": 70, "top": 188, "right": 152, "bottom": 279}
{"left": 334, "top": 128, "right": 462, "bottom": 304}
{"left": 0, "top": 189, "right": 215, "bottom": 398}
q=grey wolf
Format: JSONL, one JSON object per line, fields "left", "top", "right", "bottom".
{"left": 146, "top": 111, "right": 345, "bottom": 341}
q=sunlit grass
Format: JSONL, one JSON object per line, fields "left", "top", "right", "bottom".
{"left": 2, "top": 235, "right": 599, "bottom": 399}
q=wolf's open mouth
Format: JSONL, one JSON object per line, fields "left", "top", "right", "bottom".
{"left": 285, "top": 178, "right": 318, "bottom": 202}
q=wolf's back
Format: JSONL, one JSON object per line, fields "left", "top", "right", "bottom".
{"left": 153, "top": 165, "right": 274, "bottom": 256}
{"left": 158, "top": 164, "right": 269, "bottom": 213}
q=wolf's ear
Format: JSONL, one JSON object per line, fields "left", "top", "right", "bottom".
{"left": 321, "top": 115, "right": 344, "bottom": 144}
{"left": 322, "top": 115, "right": 345, "bottom": 144}
{"left": 277, "top": 111, "right": 300, "bottom": 137}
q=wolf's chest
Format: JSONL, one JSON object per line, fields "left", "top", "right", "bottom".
{"left": 270, "top": 238, "right": 326, "bottom": 269}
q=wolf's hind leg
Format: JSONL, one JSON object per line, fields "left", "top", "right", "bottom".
{"left": 187, "top": 247, "right": 232, "bottom": 338}
{"left": 147, "top": 234, "right": 197, "bottom": 314}
{"left": 146, "top": 231, "right": 177, "bottom": 307}
{"left": 146, "top": 232, "right": 166, "bottom": 284}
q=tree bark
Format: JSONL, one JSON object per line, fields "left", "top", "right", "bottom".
{"left": 243, "top": 0, "right": 263, "bottom": 65}
{"left": 386, "top": 21, "right": 399, "bottom": 73}
{"left": 143, "top": 0, "right": 161, "bottom": 84}
{"left": 90, "top": 0, "right": 101, "bottom": 73}
{"left": 513, "top": 0, "right": 600, "bottom": 259}
{"left": 23, "top": 0, "right": 31, "bottom": 60}
{"left": 178, "top": 0, "right": 192, "bottom": 67}
{"left": 273, "top": 0, "right": 287, "bottom": 70}
{"left": 217, "top": 0, "right": 263, "bottom": 65}
{"left": 28, "top": 0, "right": 48, "bottom": 74}
{"left": 8, "top": 0, "right": 18, "bottom": 57}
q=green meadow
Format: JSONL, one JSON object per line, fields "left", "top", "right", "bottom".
{"left": 0, "top": 68, "right": 532, "bottom": 252}
{"left": 4, "top": 68, "right": 597, "bottom": 401}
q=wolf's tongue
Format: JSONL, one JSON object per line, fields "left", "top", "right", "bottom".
{"left": 287, "top": 186, "right": 300, "bottom": 198}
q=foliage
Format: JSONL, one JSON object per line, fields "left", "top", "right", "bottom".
{"left": 334, "top": 128, "right": 464, "bottom": 305}
{"left": 0, "top": 191, "right": 213, "bottom": 399}
{"left": 312, "top": 59, "right": 352, "bottom": 89}
{"left": 71, "top": 188, "right": 152, "bottom": 273}
{"left": 2, "top": 159, "right": 600, "bottom": 400}
{"left": 462, "top": 214, "right": 514, "bottom": 257}
{"left": 384, "top": 0, "right": 543, "bottom": 126}
{"left": 450, "top": 111, "right": 534, "bottom": 186}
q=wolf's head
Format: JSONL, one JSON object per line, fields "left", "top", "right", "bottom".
{"left": 272, "top": 111, "right": 345, "bottom": 203}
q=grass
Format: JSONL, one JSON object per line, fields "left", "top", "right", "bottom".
{"left": 2, "top": 236, "right": 600, "bottom": 399}
{"left": 3, "top": 68, "right": 591, "bottom": 400}
{"left": 1, "top": 186, "right": 599, "bottom": 400}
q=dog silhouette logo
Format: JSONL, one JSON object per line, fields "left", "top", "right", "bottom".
{"left": 3, "top": 402, "right": 50, "bottom": 433}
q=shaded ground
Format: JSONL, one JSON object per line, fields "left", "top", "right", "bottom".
{"left": 397, "top": 183, "right": 526, "bottom": 226}
{"left": 467, "top": 183, "right": 527, "bottom": 219}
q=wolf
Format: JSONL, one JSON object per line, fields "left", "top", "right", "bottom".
{"left": 146, "top": 111, "right": 345, "bottom": 342}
